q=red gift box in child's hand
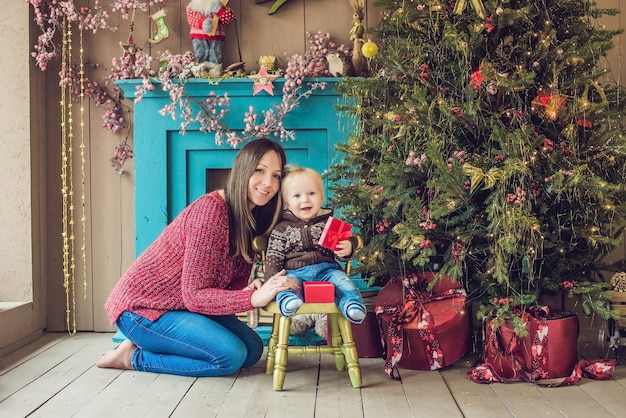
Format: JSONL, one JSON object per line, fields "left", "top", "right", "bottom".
{"left": 318, "top": 217, "right": 352, "bottom": 251}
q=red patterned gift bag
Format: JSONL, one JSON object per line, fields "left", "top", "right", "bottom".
{"left": 468, "top": 306, "right": 615, "bottom": 386}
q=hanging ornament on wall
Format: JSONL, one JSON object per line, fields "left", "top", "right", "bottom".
{"left": 362, "top": 39, "right": 379, "bottom": 58}
{"left": 120, "top": 8, "right": 141, "bottom": 64}
{"left": 147, "top": 8, "right": 170, "bottom": 45}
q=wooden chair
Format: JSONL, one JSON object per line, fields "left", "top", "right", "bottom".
{"left": 252, "top": 235, "right": 364, "bottom": 391}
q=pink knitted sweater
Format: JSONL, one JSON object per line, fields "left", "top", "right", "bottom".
{"left": 104, "top": 191, "right": 254, "bottom": 325}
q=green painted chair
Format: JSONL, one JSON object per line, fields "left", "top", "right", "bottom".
{"left": 253, "top": 235, "right": 363, "bottom": 391}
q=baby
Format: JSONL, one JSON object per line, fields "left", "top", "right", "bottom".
{"left": 264, "top": 165, "right": 366, "bottom": 323}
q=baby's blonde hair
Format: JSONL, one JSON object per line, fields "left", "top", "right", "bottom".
{"left": 281, "top": 165, "right": 325, "bottom": 202}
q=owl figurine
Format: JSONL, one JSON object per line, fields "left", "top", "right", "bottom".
{"left": 326, "top": 51, "right": 351, "bottom": 77}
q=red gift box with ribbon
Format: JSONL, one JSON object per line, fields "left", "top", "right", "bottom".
{"left": 318, "top": 217, "right": 352, "bottom": 251}
{"left": 375, "top": 273, "right": 470, "bottom": 378}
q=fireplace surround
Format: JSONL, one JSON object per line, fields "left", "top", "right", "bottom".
{"left": 117, "top": 78, "right": 355, "bottom": 255}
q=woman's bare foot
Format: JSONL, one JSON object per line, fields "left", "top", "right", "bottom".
{"left": 96, "top": 339, "right": 136, "bottom": 370}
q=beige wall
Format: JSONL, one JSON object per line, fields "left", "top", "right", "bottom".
{"left": 600, "top": 4, "right": 626, "bottom": 273}
{"left": 0, "top": 0, "right": 46, "bottom": 355}
{"left": 0, "top": 1, "right": 33, "bottom": 302}
{"left": 1, "top": 1, "right": 625, "bottom": 354}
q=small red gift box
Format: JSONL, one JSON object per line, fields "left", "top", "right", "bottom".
{"left": 303, "top": 282, "right": 335, "bottom": 303}
{"left": 318, "top": 216, "right": 352, "bottom": 251}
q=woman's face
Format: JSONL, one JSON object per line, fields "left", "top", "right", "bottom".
{"left": 247, "top": 150, "right": 283, "bottom": 209}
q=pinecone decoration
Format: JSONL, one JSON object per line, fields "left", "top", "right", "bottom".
{"left": 610, "top": 272, "right": 626, "bottom": 292}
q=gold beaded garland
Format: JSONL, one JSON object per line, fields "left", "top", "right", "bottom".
{"left": 60, "top": 17, "right": 87, "bottom": 335}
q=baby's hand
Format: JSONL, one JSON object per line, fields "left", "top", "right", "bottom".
{"left": 334, "top": 239, "right": 353, "bottom": 258}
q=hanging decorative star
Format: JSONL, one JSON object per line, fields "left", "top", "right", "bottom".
{"left": 248, "top": 65, "right": 280, "bottom": 96}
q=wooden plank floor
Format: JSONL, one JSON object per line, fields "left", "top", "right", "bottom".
{"left": 1, "top": 332, "right": 626, "bottom": 417}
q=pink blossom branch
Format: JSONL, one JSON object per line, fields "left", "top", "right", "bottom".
{"left": 27, "top": 2, "right": 350, "bottom": 171}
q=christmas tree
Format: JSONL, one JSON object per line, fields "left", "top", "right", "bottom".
{"left": 327, "top": 0, "right": 626, "bottom": 324}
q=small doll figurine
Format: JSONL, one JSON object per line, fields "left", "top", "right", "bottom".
{"left": 186, "top": 0, "right": 236, "bottom": 76}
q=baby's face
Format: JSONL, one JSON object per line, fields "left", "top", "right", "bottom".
{"left": 283, "top": 175, "right": 323, "bottom": 221}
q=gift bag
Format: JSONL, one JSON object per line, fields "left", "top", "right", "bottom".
{"left": 468, "top": 307, "right": 615, "bottom": 386}
{"left": 375, "top": 273, "right": 470, "bottom": 379}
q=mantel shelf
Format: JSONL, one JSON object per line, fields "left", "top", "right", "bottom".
{"left": 116, "top": 77, "right": 344, "bottom": 98}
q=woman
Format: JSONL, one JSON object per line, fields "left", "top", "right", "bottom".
{"left": 97, "top": 138, "right": 298, "bottom": 377}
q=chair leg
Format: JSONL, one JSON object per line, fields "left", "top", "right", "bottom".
{"left": 266, "top": 313, "right": 281, "bottom": 374}
{"left": 337, "top": 315, "right": 362, "bottom": 388}
{"left": 273, "top": 315, "right": 292, "bottom": 391}
{"left": 328, "top": 313, "right": 346, "bottom": 371}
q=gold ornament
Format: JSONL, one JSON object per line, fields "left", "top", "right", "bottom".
{"left": 453, "top": 0, "right": 486, "bottom": 19}
{"left": 362, "top": 40, "right": 379, "bottom": 58}
{"left": 531, "top": 90, "right": 567, "bottom": 121}
{"left": 258, "top": 55, "right": 277, "bottom": 72}
{"left": 462, "top": 163, "right": 504, "bottom": 193}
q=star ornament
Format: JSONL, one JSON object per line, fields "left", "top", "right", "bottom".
{"left": 248, "top": 65, "right": 280, "bottom": 96}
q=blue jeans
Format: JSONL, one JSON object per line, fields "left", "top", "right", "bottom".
{"left": 115, "top": 310, "right": 263, "bottom": 377}
{"left": 276, "top": 262, "right": 365, "bottom": 323}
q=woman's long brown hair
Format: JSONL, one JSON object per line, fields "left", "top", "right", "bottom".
{"left": 225, "top": 138, "right": 286, "bottom": 263}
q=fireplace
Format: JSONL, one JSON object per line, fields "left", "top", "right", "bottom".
{"left": 117, "top": 78, "right": 355, "bottom": 255}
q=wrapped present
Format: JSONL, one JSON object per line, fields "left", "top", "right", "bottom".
{"left": 503, "top": 308, "right": 579, "bottom": 381}
{"left": 375, "top": 273, "right": 470, "bottom": 378}
{"left": 304, "top": 282, "right": 334, "bottom": 303}
{"left": 465, "top": 307, "right": 614, "bottom": 387}
{"left": 318, "top": 216, "right": 352, "bottom": 251}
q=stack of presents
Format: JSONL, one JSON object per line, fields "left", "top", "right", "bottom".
{"left": 242, "top": 217, "right": 473, "bottom": 375}
{"left": 243, "top": 269, "right": 472, "bottom": 374}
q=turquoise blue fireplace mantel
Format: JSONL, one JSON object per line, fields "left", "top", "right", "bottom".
{"left": 116, "top": 78, "right": 356, "bottom": 256}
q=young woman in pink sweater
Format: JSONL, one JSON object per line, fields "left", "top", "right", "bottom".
{"left": 97, "top": 138, "right": 298, "bottom": 376}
